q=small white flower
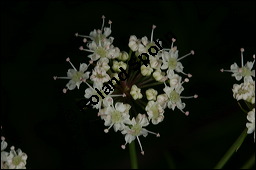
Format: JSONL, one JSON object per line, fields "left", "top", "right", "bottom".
{"left": 53, "top": 58, "right": 91, "bottom": 93}
{"left": 161, "top": 39, "right": 194, "bottom": 77}
{"left": 246, "top": 108, "right": 255, "bottom": 141}
{"left": 164, "top": 85, "right": 185, "bottom": 111}
{"left": 221, "top": 48, "right": 255, "bottom": 82}
{"left": 84, "top": 86, "right": 113, "bottom": 110}
{"left": 77, "top": 16, "right": 113, "bottom": 45}
{"left": 232, "top": 78, "right": 255, "bottom": 104}
{"left": 141, "top": 65, "right": 153, "bottom": 76}
{"left": 146, "top": 88, "right": 158, "bottom": 101}
{"left": 145, "top": 101, "right": 164, "bottom": 125}
{"left": 163, "top": 83, "right": 197, "bottom": 116}
{"left": 103, "top": 102, "right": 131, "bottom": 133}
{"left": 121, "top": 114, "right": 160, "bottom": 155}
{"left": 6, "top": 146, "right": 27, "bottom": 169}
{"left": 96, "top": 57, "right": 110, "bottom": 71}
{"left": 106, "top": 47, "right": 121, "bottom": 59}
{"left": 112, "top": 61, "right": 127, "bottom": 72}
{"left": 130, "top": 85, "right": 143, "bottom": 100}
{"left": 90, "top": 67, "right": 111, "bottom": 88}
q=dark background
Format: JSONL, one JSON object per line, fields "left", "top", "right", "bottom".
{"left": 1, "top": 1, "right": 255, "bottom": 169}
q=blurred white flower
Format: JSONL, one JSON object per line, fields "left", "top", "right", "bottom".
{"left": 221, "top": 48, "right": 255, "bottom": 82}
{"left": 6, "top": 146, "right": 27, "bottom": 169}
{"left": 53, "top": 57, "right": 90, "bottom": 93}
{"left": 246, "top": 108, "right": 255, "bottom": 141}
{"left": 232, "top": 78, "right": 255, "bottom": 104}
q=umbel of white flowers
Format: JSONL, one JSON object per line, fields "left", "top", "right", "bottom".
{"left": 54, "top": 15, "right": 198, "bottom": 155}
{"left": 221, "top": 48, "right": 255, "bottom": 141}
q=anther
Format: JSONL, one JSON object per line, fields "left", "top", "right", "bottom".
{"left": 1, "top": 136, "right": 5, "bottom": 141}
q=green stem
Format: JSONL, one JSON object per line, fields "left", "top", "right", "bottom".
{"left": 237, "top": 102, "right": 249, "bottom": 114}
{"left": 129, "top": 141, "right": 138, "bottom": 169}
{"left": 241, "top": 154, "right": 255, "bottom": 169}
{"left": 140, "top": 82, "right": 164, "bottom": 89}
{"left": 214, "top": 128, "right": 248, "bottom": 169}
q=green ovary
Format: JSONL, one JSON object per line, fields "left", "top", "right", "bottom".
{"left": 94, "top": 35, "right": 106, "bottom": 45}
{"left": 241, "top": 67, "right": 252, "bottom": 77}
{"left": 12, "top": 156, "right": 22, "bottom": 166}
{"left": 96, "top": 47, "right": 107, "bottom": 58}
{"left": 168, "top": 58, "right": 177, "bottom": 69}
{"left": 169, "top": 91, "right": 180, "bottom": 102}
{"left": 238, "top": 88, "right": 248, "bottom": 95}
{"left": 151, "top": 105, "right": 159, "bottom": 119}
{"left": 112, "top": 111, "right": 122, "bottom": 123}
{"left": 72, "top": 71, "right": 83, "bottom": 82}
{"left": 131, "top": 124, "right": 142, "bottom": 136}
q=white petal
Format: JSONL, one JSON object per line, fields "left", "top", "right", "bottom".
{"left": 66, "top": 80, "right": 76, "bottom": 90}
{"left": 115, "top": 102, "right": 126, "bottom": 112}
{"left": 79, "top": 63, "right": 88, "bottom": 72}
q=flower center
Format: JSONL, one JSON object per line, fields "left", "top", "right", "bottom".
{"left": 168, "top": 58, "right": 177, "bottom": 69}
{"left": 131, "top": 124, "right": 142, "bottom": 136}
{"left": 241, "top": 67, "right": 252, "bottom": 77}
{"left": 112, "top": 110, "right": 122, "bottom": 123}
{"left": 12, "top": 155, "right": 22, "bottom": 166}
{"left": 238, "top": 88, "right": 249, "bottom": 95}
{"left": 72, "top": 71, "right": 83, "bottom": 82}
{"left": 151, "top": 104, "right": 159, "bottom": 119}
{"left": 96, "top": 47, "right": 107, "bottom": 58}
{"left": 169, "top": 90, "right": 180, "bottom": 102}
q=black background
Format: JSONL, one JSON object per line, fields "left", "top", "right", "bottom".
{"left": 1, "top": 1, "right": 255, "bottom": 169}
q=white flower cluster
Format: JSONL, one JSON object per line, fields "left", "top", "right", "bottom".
{"left": 1, "top": 136, "right": 27, "bottom": 169}
{"left": 54, "top": 15, "right": 197, "bottom": 154}
{"left": 221, "top": 48, "right": 255, "bottom": 141}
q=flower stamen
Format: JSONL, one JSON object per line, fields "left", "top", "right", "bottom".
{"left": 66, "top": 57, "right": 77, "bottom": 71}
{"left": 150, "top": 25, "right": 156, "bottom": 42}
